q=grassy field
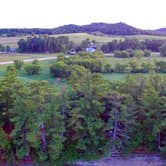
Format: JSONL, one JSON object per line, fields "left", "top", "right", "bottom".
{"left": 51, "top": 33, "right": 124, "bottom": 44}
{"left": 126, "top": 35, "right": 166, "bottom": 41}
{"left": 104, "top": 53, "right": 166, "bottom": 67}
{"left": 0, "top": 54, "right": 165, "bottom": 88}
{"left": 0, "top": 53, "right": 62, "bottom": 62}
{"left": 1, "top": 33, "right": 166, "bottom": 48}
{"left": 0, "top": 36, "right": 29, "bottom": 47}
{"left": 0, "top": 60, "right": 66, "bottom": 89}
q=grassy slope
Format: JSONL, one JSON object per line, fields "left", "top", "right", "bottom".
{"left": 126, "top": 35, "right": 166, "bottom": 41}
{"left": 0, "top": 36, "right": 29, "bottom": 47}
{"left": 1, "top": 33, "right": 166, "bottom": 48}
{"left": 51, "top": 33, "right": 124, "bottom": 44}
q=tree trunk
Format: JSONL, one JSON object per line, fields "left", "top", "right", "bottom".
{"left": 111, "top": 108, "right": 118, "bottom": 153}
{"left": 157, "top": 132, "right": 161, "bottom": 150}
{"left": 40, "top": 123, "right": 47, "bottom": 152}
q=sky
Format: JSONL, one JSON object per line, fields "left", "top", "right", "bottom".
{"left": 0, "top": 0, "right": 165, "bottom": 29}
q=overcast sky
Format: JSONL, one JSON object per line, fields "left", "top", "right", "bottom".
{"left": 0, "top": 0, "right": 165, "bottom": 29}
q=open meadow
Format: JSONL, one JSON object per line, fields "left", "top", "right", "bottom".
{"left": 0, "top": 54, "right": 165, "bottom": 87}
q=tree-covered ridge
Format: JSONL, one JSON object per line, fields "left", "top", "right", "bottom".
{"left": 0, "top": 22, "right": 166, "bottom": 37}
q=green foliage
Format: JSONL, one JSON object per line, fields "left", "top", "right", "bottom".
{"left": 50, "top": 60, "right": 71, "bottom": 78}
{"left": 155, "top": 61, "right": 166, "bottom": 73}
{"left": 160, "top": 44, "right": 166, "bottom": 57}
{"left": 0, "top": 59, "right": 166, "bottom": 164}
{"left": 14, "top": 59, "right": 24, "bottom": 70}
{"left": 114, "top": 63, "right": 127, "bottom": 73}
{"left": 25, "top": 60, "right": 41, "bottom": 75}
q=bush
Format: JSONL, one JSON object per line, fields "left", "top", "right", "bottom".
{"left": 114, "top": 63, "right": 127, "bottom": 73}
{"left": 50, "top": 61, "right": 71, "bottom": 78}
{"left": 159, "top": 44, "right": 166, "bottom": 57}
{"left": 133, "top": 50, "right": 144, "bottom": 59}
{"left": 114, "top": 49, "right": 151, "bottom": 58}
{"left": 114, "top": 50, "right": 130, "bottom": 58}
{"left": 144, "top": 49, "right": 151, "bottom": 57}
{"left": 141, "top": 62, "right": 154, "bottom": 73}
{"left": 14, "top": 60, "right": 23, "bottom": 70}
{"left": 155, "top": 61, "right": 166, "bottom": 73}
{"left": 104, "top": 64, "right": 113, "bottom": 73}
{"left": 24, "top": 60, "right": 41, "bottom": 75}
{"left": 32, "top": 59, "right": 40, "bottom": 65}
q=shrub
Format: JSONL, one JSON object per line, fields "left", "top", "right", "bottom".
{"left": 141, "top": 62, "right": 154, "bottom": 73}
{"left": 104, "top": 64, "right": 113, "bottom": 73}
{"left": 159, "top": 44, "right": 166, "bottom": 57}
{"left": 144, "top": 49, "right": 151, "bottom": 57}
{"left": 133, "top": 50, "right": 144, "bottom": 59}
{"left": 114, "top": 63, "right": 127, "bottom": 73}
{"left": 50, "top": 61, "right": 71, "bottom": 78}
{"left": 114, "top": 50, "right": 130, "bottom": 58}
{"left": 24, "top": 60, "right": 41, "bottom": 75}
{"left": 13, "top": 60, "right": 23, "bottom": 70}
{"left": 32, "top": 59, "right": 40, "bottom": 65}
{"left": 155, "top": 61, "right": 166, "bottom": 73}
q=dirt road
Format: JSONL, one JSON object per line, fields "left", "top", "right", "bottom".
{"left": 72, "top": 154, "right": 165, "bottom": 166}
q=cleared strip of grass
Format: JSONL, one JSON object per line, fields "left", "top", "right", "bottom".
{"left": 104, "top": 53, "right": 166, "bottom": 67}
{"left": 0, "top": 53, "right": 63, "bottom": 62}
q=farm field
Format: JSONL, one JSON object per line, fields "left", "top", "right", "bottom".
{"left": 126, "top": 34, "right": 166, "bottom": 40}
{"left": 0, "top": 35, "right": 28, "bottom": 47}
{"left": 1, "top": 33, "right": 166, "bottom": 48}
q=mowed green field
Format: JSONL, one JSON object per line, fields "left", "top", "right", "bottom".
{"left": 0, "top": 55, "right": 165, "bottom": 88}
{"left": 1, "top": 33, "right": 166, "bottom": 48}
{"left": 104, "top": 53, "right": 166, "bottom": 67}
{"left": 0, "top": 53, "right": 61, "bottom": 62}
{"left": 0, "top": 60, "right": 66, "bottom": 88}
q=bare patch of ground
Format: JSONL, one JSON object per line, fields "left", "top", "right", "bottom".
{"left": 72, "top": 154, "right": 165, "bottom": 166}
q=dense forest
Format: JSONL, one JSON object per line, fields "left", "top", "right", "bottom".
{"left": 17, "top": 36, "right": 73, "bottom": 53}
{"left": 101, "top": 39, "right": 166, "bottom": 53}
{"left": 0, "top": 52, "right": 166, "bottom": 165}
{"left": 0, "top": 22, "right": 166, "bottom": 37}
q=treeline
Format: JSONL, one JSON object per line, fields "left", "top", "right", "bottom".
{"left": 17, "top": 36, "right": 73, "bottom": 53}
{"left": 17, "top": 37, "right": 97, "bottom": 53}
{"left": 101, "top": 39, "right": 166, "bottom": 53}
{"left": 17, "top": 35, "right": 166, "bottom": 55}
{"left": 0, "top": 66, "right": 166, "bottom": 165}
{"left": 0, "top": 28, "right": 53, "bottom": 37}
{"left": 0, "top": 44, "right": 10, "bottom": 52}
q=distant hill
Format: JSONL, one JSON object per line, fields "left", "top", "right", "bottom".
{"left": 155, "top": 28, "right": 166, "bottom": 34}
{"left": 52, "top": 22, "right": 149, "bottom": 35}
{"left": 52, "top": 22, "right": 166, "bottom": 36}
{"left": 0, "top": 22, "right": 165, "bottom": 36}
